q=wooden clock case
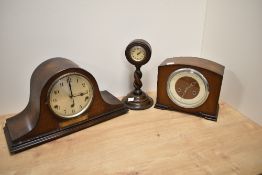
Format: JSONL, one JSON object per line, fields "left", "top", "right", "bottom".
{"left": 122, "top": 39, "right": 153, "bottom": 110}
{"left": 155, "top": 57, "right": 225, "bottom": 121}
{"left": 4, "top": 58, "right": 128, "bottom": 153}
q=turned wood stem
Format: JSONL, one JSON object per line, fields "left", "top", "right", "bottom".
{"left": 133, "top": 66, "right": 142, "bottom": 95}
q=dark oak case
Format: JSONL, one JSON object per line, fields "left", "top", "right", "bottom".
{"left": 155, "top": 57, "right": 225, "bottom": 121}
{"left": 4, "top": 58, "right": 128, "bottom": 154}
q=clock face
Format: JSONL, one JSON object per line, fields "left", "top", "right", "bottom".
{"left": 167, "top": 68, "right": 209, "bottom": 108}
{"left": 130, "top": 46, "right": 146, "bottom": 62}
{"left": 49, "top": 72, "right": 93, "bottom": 118}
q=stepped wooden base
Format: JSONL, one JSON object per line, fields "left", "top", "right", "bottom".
{"left": 122, "top": 90, "right": 153, "bottom": 110}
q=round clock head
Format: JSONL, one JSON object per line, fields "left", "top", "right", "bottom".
{"left": 49, "top": 72, "right": 94, "bottom": 118}
{"left": 167, "top": 68, "right": 209, "bottom": 108}
{"left": 125, "top": 39, "right": 151, "bottom": 66}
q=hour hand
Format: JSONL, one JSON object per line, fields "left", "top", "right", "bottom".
{"left": 71, "top": 92, "right": 88, "bottom": 97}
{"left": 71, "top": 98, "right": 75, "bottom": 108}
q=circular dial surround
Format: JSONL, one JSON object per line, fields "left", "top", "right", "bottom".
{"left": 130, "top": 46, "right": 146, "bottom": 62}
{"left": 49, "top": 72, "right": 93, "bottom": 118}
{"left": 125, "top": 39, "right": 151, "bottom": 66}
{"left": 167, "top": 68, "right": 209, "bottom": 108}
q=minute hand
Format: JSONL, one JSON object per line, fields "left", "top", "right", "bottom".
{"left": 67, "top": 78, "right": 75, "bottom": 107}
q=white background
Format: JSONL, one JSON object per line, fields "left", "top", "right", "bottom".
{"left": 201, "top": 0, "right": 262, "bottom": 125}
{"left": 0, "top": 0, "right": 261, "bottom": 125}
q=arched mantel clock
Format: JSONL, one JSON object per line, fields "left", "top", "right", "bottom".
{"left": 155, "top": 57, "right": 225, "bottom": 121}
{"left": 4, "top": 58, "right": 128, "bottom": 153}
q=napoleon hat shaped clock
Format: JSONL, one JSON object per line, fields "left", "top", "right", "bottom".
{"left": 4, "top": 58, "right": 128, "bottom": 153}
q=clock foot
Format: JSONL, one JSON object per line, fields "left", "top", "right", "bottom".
{"left": 122, "top": 90, "right": 153, "bottom": 110}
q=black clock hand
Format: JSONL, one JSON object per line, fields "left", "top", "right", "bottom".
{"left": 72, "top": 92, "right": 88, "bottom": 97}
{"left": 67, "top": 78, "right": 73, "bottom": 97}
{"left": 67, "top": 77, "right": 75, "bottom": 107}
{"left": 71, "top": 98, "right": 75, "bottom": 108}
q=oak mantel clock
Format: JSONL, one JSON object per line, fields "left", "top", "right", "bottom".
{"left": 4, "top": 58, "right": 128, "bottom": 153}
{"left": 155, "top": 57, "right": 225, "bottom": 121}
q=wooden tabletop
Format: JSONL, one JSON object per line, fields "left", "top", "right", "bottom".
{"left": 0, "top": 93, "right": 262, "bottom": 175}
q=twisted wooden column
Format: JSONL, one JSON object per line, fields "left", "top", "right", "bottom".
{"left": 133, "top": 66, "right": 142, "bottom": 95}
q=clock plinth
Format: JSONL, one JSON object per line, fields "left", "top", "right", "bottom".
{"left": 122, "top": 90, "right": 153, "bottom": 110}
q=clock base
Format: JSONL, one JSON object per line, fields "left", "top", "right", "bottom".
{"left": 154, "top": 103, "right": 218, "bottom": 121}
{"left": 4, "top": 90, "right": 128, "bottom": 154}
{"left": 122, "top": 90, "right": 153, "bottom": 110}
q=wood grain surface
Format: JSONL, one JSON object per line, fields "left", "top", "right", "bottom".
{"left": 0, "top": 93, "right": 262, "bottom": 175}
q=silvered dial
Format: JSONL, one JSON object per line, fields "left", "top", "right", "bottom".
{"left": 49, "top": 73, "right": 93, "bottom": 118}
{"left": 130, "top": 46, "right": 146, "bottom": 62}
{"left": 167, "top": 68, "right": 209, "bottom": 108}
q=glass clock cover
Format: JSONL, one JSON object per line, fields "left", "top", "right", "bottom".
{"left": 167, "top": 68, "right": 209, "bottom": 108}
{"left": 130, "top": 46, "right": 146, "bottom": 62}
{"left": 49, "top": 73, "right": 93, "bottom": 118}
